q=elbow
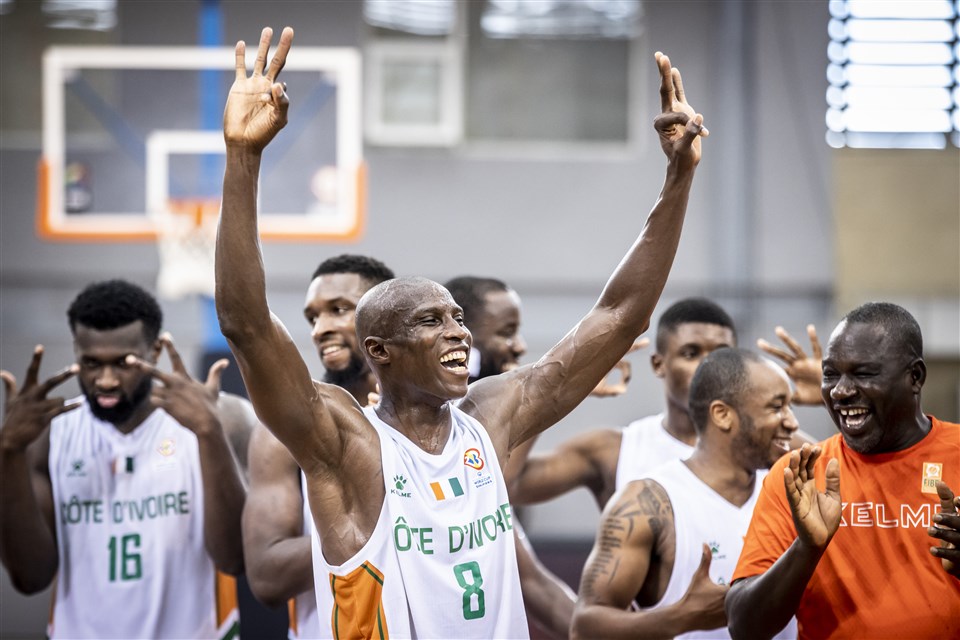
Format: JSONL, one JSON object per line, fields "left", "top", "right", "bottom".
{"left": 569, "top": 607, "right": 592, "bottom": 640}
{"left": 248, "top": 579, "right": 289, "bottom": 609}
{"left": 9, "top": 569, "right": 55, "bottom": 595}
{"left": 212, "top": 547, "right": 246, "bottom": 577}
{"left": 245, "top": 567, "right": 295, "bottom": 608}
{"left": 724, "top": 585, "right": 750, "bottom": 640}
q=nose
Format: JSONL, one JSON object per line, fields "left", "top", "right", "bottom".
{"left": 511, "top": 333, "right": 528, "bottom": 358}
{"left": 782, "top": 406, "right": 799, "bottom": 433}
{"left": 830, "top": 375, "right": 855, "bottom": 401}
{"left": 312, "top": 313, "right": 342, "bottom": 341}
{"left": 444, "top": 316, "right": 469, "bottom": 341}
{"left": 96, "top": 365, "right": 120, "bottom": 390}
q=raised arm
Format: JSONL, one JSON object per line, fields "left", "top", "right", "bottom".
{"left": 726, "top": 445, "right": 841, "bottom": 639}
{"left": 216, "top": 27, "right": 343, "bottom": 473}
{"left": 128, "top": 336, "right": 247, "bottom": 575}
{"left": 0, "top": 349, "right": 79, "bottom": 593}
{"left": 463, "top": 52, "right": 706, "bottom": 451}
{"left": 572, "top": 480, "right": 726, "bottom": 639}
{"left": 242, "top": 423, "right": 314, "bottom": 606}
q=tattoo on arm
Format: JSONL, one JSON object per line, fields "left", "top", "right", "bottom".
{"left": 581, "top": 481, "right": 673, "bottom": 603}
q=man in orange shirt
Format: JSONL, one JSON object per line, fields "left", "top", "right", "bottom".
{"left": 726, "top": 302, "right": 960, "bottom": 639}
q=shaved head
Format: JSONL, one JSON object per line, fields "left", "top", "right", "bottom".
{"left": 356, "top": 276, "right": 454, "bottom": 343}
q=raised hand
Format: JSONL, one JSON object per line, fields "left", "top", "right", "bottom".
{"left": 126, "top": 334, "right": 226, "bottom": 436}
{"left": 654, "top": 52, "right": 708, "bottom": 170}
{"left": 590, "top": 337, "right": 649, "bottom": 398}
{"left": 0, "top": 347, "right": 79, "bottom": 452}
{"left": 929, "top": 481, "right": 960, "bottom": 578}
{"left": 758, "top": 325, "right": 823, "bottom": 406}
{"left": 784, "top": 444, "right": 841, "bottom": 551}
{"left": 224, "top": 26, "right": 294, "bottom": 152}
{"left": 677, "top": 543, "right": 728, "bottom": 631}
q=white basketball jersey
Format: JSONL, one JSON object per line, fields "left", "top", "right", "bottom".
{"left": 615, "top": 414, "right": 694, "bottom": 491}
{"left": 643, "top": 460, "right": 796, "bottom": 640}
{"left": 47, "top": 398, "right": 238, "bottom": 639}
{"left": 314, "top": 404, "right": 529, "bottom": 639}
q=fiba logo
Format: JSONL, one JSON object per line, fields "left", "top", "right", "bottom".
{"left": 463, "top": 448, "right": 484, "bottom": 471}
{"left": 921, "top": 461, "right": 942, "bottom": 494}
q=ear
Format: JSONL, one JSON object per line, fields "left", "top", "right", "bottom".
{"left": 709, "top": 400, "right": 736, "bottom": 433}
{"left": 365, "top": 337, "right": 390, "bottom": 365}
{"left": 908, "top": 358, "right": 926, "bottom": 392}
{"left": 651, "top": 353, "right": 665, "bottom": 379}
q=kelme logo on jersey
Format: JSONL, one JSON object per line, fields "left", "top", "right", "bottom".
{"left": 430, "top": 477, "right": 465, "bottom": 501}
{"left": 157, "top": 438, "right": 175, "bottom": 457}
{"left": 67, "top": 458, "right": 86, "bottom": 478}
{"left": 391, "top": 474, "right": 412, "bottom": 498}
{"left": 921, "top": 461, "right": 943, "bottom": 494}
{"left": 463, "top": 448, "right": 484, "bottom": 470}
{"left": 708, "top": 540, "right": 726, "bottom": 560}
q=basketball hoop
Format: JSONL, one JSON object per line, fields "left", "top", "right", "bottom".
{"left": 153, "top": 198, "right": 219, "bottom": 300}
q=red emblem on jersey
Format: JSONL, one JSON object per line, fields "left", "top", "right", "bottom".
{"left": 463, "top": 448, "right": 484, "bottom": 470}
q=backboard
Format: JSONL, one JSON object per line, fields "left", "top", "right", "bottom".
{"left": 39, "top": 45, "right": 363, "bottom": 241}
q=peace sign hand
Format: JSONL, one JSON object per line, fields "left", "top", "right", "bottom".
{"left": 126, "top": 334, "right": 227, "bottom": 437}
{"left": 0, "top": 346, "right": 80, "bottom": 452}
{"left": 758, "top": 325, "right": 824, "bottom": 406}
{"left": 654, "top": 52, "right": 708, "bottom": 170}
{"left": 224, "top": 26, "right": 294, "bottom": 153}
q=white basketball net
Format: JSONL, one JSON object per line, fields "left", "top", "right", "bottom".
{"left": 154, "top": 200, "right": 219, "bottom": 300}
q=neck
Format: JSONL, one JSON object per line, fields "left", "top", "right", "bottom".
{"left": 879, "top": 410, "right": 933, "bottom": 453}
{"left": 683, "top": 445, "right": 757, "bottom": 508}
{"left": 375, "top": 394, "right": 452, "bottom": 455}
{"left": 110, "top": 403, "right": 157, "bottom": 435}
{"left": 662, "top": 398, "right": 698, "bottom": 446}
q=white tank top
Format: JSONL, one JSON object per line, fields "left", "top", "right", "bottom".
{"left": 313, "top": 404, "right": 529, "bottom": 639}
{"left": 47, "top": 398, "right": 237, "bottom": 639}
{"left": 643, "top": 460, "right": 796, "bottom": 639}
{"left": 615, "top": 414, "right": 695, "bottom": 491}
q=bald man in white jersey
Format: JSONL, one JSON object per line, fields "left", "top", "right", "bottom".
{"left": 217, "top": 26, "right": 707, "bottom": 638}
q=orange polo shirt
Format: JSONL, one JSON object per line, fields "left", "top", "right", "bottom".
{"left": 733, "top": 416, "right": 960, "bottom": 639}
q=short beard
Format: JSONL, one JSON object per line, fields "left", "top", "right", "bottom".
{"left": 731, "top": 412, "right": 772, "bottom": 469}
{"left": 86, "top": 376, "right": 153, "bottom": 425}
{"left": 322, "top": 351, "right": 368, "bottom": 388}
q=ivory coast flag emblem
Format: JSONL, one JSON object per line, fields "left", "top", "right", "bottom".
{"left": 430, "top": 477, "right": 465, "bottom": 501}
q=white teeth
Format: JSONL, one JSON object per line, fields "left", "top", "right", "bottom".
{"left": 839, "top": 408, "right": 868, "bottom": 416}
{"left": 322, "top": 346, "right": 343, "bottom": 356}
{"left": 440, "top": 350, "right": 467, "bottom": 364}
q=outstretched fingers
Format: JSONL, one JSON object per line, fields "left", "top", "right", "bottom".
{"left": 39, "top": 364, "right": 79, "bottom": 396}
{"left": 672, "top": 67, "right": 687, "bottom": 104}
{"left": 1, "top": 370, "right": 18, "bottom": 398}
{"left": 23, "top": 345, "right": 44, "bottom": 389}
{"left": 204, "top": 359, "right": 229, "bottom": 394}
{"left": 234, "top": 39, "right": 247, "bottom": 81}
{"left": 265, "top": 26, "right": 294, "bottom": 82}
{"left": 253, "top": 27, "right": 273, "bottom": 77}
{"left": 824, "top": 457, "right": 840, "bottom": 500}
{"left": 126, "top": 355, "right": 172, "bottom": 386}
{"left": 807, "top": 324, "right": 823, "bottom": 361}
{"left": 160, "top": 333, "right": 188, "bottom": 376}
{"left": 656, "top": 51, "right": 675, "bottom": 112}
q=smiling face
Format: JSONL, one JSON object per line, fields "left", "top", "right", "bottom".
{"left": 73, "top": 321, "right": 158, "bottom": 428}
{"left": 304, "top": 272, "right": 372, "bottom": 385}
{"left": 731, "top": 360, "right": 799, "bottom": 469}
{"left": 470, "top": 289, "right": 527, "bottom": 379}
{"left": 363, "top": 278, "right": 473, "bottom": 404}
{"left": 654, "top": 322, "right": 736, "bottom": 412}
{"left": 821, "top": 320, "right": 921, "bottom": 454}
